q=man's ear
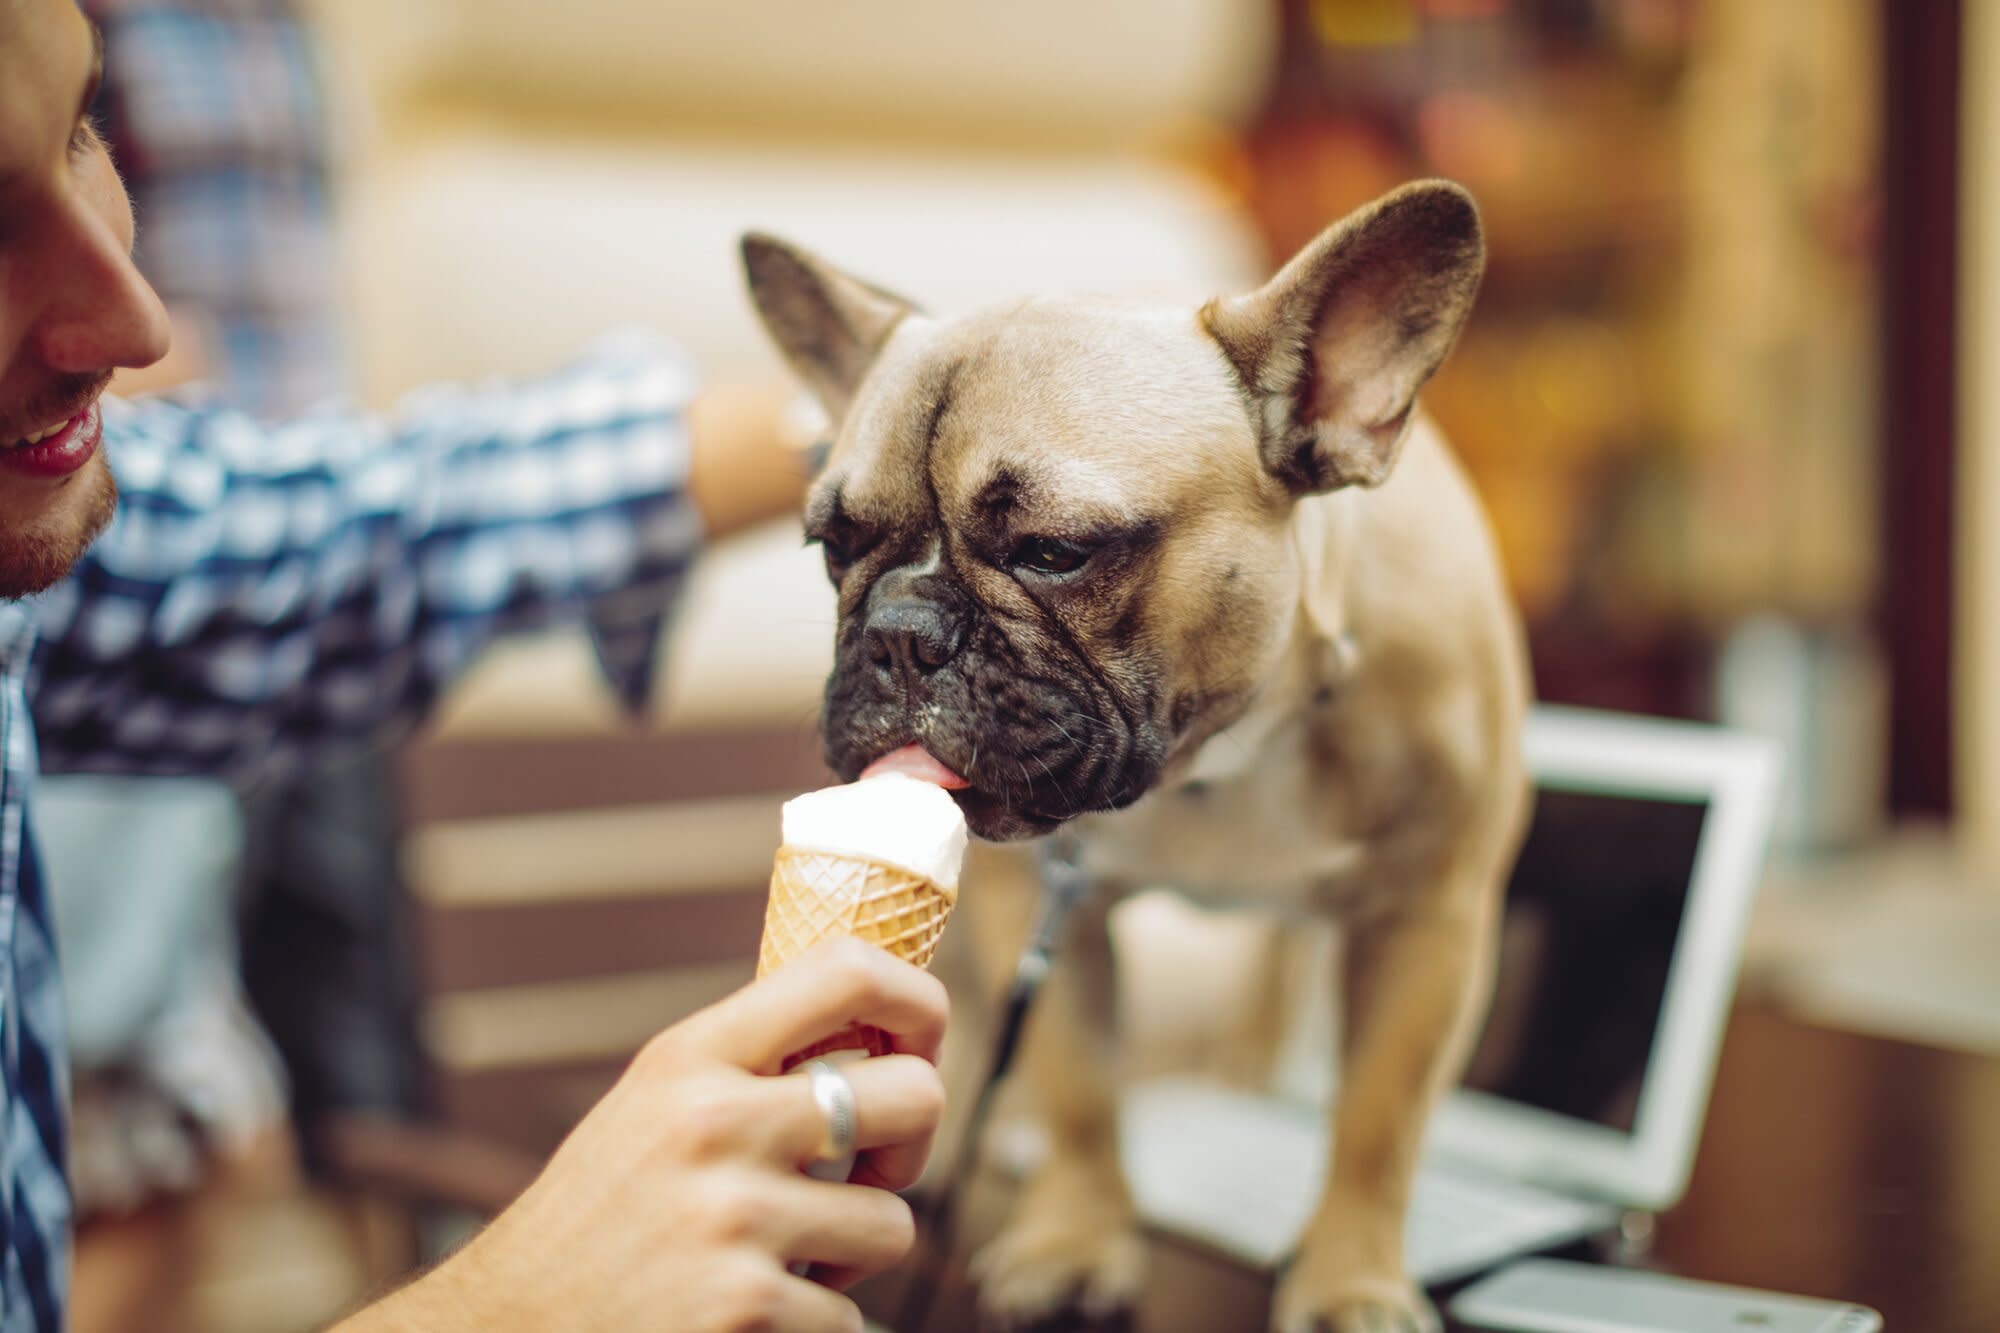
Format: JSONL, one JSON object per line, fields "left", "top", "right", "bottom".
{"left": 1201, "top": 180, "right": 1484, "bottom": 493}
{"left": 740, "top": 233, "right": 917, "bottom": 420}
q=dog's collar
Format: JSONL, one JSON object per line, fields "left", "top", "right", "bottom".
{"left": 1315, "top": 630, "right": 1361, "bottom": 698}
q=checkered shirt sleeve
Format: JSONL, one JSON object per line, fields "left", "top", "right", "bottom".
{"left": 24, "top": 334, "right": 704, "bottom": 782}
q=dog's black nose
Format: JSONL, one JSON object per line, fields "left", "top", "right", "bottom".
{"left": 864, "top": 596, "right": 965, "bottom": 677}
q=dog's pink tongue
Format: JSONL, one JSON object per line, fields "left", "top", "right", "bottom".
{"left": 862, "top": 744, "right": 970, "bottom": 790}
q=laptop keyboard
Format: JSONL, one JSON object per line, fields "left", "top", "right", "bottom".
{"left": 1119, "top": 1077, "right": 1614, "bottom": 1284}
{"left": 1405, "top": 1161, "right": 1613, "bottom": 1282}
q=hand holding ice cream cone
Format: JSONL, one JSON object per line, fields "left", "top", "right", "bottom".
{"left": 759, "top": 746, "right": 970, "bottom": 1068}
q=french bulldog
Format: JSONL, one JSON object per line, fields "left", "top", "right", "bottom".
{"left": 743, "top": 179, "right": 1530, "bottom": 1333}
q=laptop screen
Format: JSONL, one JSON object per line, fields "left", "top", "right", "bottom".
{"left": 1458, "top": 786, "right": 1710, "bottom": 1135}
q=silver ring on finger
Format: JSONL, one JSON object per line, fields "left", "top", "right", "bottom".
{"left": 801, "top": 1059, "right": 857, "bottom": 1182}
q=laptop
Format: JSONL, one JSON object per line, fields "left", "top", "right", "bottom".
{"left": 1117, "top": 705, "right": 1784, "bottom": 1286}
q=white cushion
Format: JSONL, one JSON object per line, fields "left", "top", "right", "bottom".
{"left": 431, "top": 521, "right": 832, "bottom": 737}
{"left": 342, "top": 131, "right": 1264, "bottom": 401}
{"left": 312, "top": 0, "right": 1274, "bottom": 148}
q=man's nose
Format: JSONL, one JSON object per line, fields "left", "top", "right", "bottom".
{"left": 864, "top": 595, "right": 966, "bottom": 679}
{"left": 33, "top": 197, "right": 171, "bottom": 377}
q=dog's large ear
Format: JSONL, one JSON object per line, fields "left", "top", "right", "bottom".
{"left": 741, "top": 233, "right": 916, "bottom": 419}
{"left": 1202, "top": 180, "right": 1484, "bottom": 493}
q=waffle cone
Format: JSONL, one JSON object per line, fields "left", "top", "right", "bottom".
{"left": 759, "top": 846, "right": 956, "bottom": 1067}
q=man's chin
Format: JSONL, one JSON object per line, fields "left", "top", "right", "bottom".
{"left": 0, "top": 459, "right": 117, "bottom": 600}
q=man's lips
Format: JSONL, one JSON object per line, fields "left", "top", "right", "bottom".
{"left": 860, "top": 744, "right": 971, "bottom": 789}
{"left": 0, "top": 403, "right": 101, "bottom": 479}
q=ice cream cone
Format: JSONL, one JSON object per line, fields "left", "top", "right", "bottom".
{"left": 759, "top": 845, "right": 957, "bottom": 1066}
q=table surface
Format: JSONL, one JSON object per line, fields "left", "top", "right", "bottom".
{"left": 860, "top": 1000, "right": 2000, "bottom": 1333}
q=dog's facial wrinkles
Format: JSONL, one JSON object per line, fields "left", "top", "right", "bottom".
{"left": 796, "top": 298, "right": 1302, "bottom": 843}
{"left": 810, "top": 370, "right": 1178, "bottom": 841}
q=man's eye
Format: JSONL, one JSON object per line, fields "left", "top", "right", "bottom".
{"left": 68, "top": 115, "right": 102, "bottom": 159}
{"left": 1008, "top": 537, "right": 1091, "bottom": 577}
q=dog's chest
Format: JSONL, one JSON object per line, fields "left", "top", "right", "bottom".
{"left": 1069, "top": 716, "right": 1373, "bottom": 915}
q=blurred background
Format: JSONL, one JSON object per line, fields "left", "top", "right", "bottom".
{"left": 61, "top": 0, "right": 1999, "bottom": 1329}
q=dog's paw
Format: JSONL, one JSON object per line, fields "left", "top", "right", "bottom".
{"left": 970, "top": 1217, "right": 1145, "bottom": 1329}
{"left": 1271, "top": 1273, "right": 1440, "bottom": 1333}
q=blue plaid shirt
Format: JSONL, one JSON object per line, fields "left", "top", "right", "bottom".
{"left": 0, "top": 335, "right": 703, "bottom": 1327}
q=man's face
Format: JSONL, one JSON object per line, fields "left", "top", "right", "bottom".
{"left": 0, "top": 0, "right": 169, "bottom": 598}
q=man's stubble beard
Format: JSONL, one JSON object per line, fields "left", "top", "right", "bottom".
{"left": 0, "top": 456, "right": 118, "bottom": 600}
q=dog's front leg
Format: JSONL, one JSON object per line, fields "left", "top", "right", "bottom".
{"left": 1274, "top": 878, "right": 1501, "bottom": 1333}
{"left": 972, "top": 883, "right": 1145, "bottom": 1326}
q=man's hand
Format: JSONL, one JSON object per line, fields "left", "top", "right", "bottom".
{"left": 341, "top": 940, "right": 948, "bottom": 1332}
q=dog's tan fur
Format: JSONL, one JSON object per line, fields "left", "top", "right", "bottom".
{"left": 744, "top": 181, "right": 1530, "bottom": 1333}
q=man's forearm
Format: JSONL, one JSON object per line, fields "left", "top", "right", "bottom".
{"left": 687, "top": 381, "right": 818, "bottom": 539}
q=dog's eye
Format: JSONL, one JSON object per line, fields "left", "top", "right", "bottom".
{"left": 819, "top": 541, "right": 855, "bottom": 583}
{"left": 808, "top": 533, "right": 863, "bottom": 583}
{"left": 1009, "top": 537, "right": 1091, "bottom": 577}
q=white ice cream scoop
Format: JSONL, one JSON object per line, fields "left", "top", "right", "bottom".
{"left": 780, "top": 769, "right": 969, "bottom": 891}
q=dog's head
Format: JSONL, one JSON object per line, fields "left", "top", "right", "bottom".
{"left": 743, "top": 182, "right": 1484, "bottom": 840}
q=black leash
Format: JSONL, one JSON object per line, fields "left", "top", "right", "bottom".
{"left": 895, "top": 832, "right": 1094, "bottom": 1333}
